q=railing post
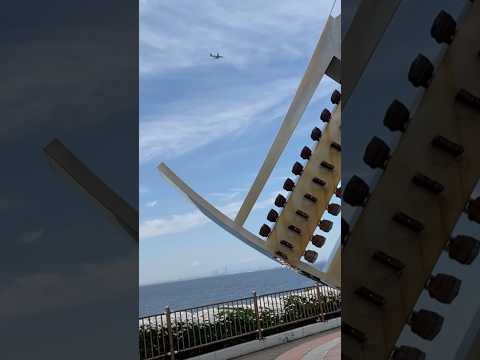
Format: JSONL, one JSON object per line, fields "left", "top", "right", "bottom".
{"left": 165, "top": 306, "right": 175, "bottom": 360}
{"left": 252, "top": 291, "right": 263, "bottom": 340}
{"left": 315, "top": 284, "right": 326, "bottom": 322}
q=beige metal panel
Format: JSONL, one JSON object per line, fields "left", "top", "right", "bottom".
{"left": 235, "top": 15, "right": 341, "bottom": 226}
{"left": 466, "top": 345, "right": 480, "bottom": 360}
{"left": 326, "top": 238, "right": 341, "bottom": 283}
{"left": 342, "top": 0, "right": 402, "bottom": 107}
{"left": 297, "top": 261, "right": 340, "bottom": 289}
{"left": 266, "top": 104, "right": 341, "bottom": 266}
{"left": 343, "top": 2, "right": 480, "bottom": 359}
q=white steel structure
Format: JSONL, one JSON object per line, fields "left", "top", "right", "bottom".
{"left": 158, "top": 14, "right": 341, "bottom": 288}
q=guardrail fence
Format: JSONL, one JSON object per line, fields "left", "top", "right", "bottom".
{"left": 139, "top": 284, "right": 341, "bottom": 360}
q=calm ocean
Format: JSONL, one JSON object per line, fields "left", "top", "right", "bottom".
{"left": 139, "top": 267, "right": 316, "bottom": 317}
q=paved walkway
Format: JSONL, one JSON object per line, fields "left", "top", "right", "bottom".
{"left": 233, "top": 329, "right": 340, "bottom": 360}
{"left": 324, "top": 341, "right": 341, "bottom": 360}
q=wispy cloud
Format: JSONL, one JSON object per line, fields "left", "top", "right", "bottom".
{"left": 146, "top": 200, "right": 158, "bottom": 207}
{"left": 141, "top": 210, "right": 206, "bottom": 239}
{"left": 208, "top": 191, "right": 242, "bottom": 202}
{"left": 19, "top": 228, "right": 46, "bottom": 244}
{"left": 0, "top": 259, "right": 136, "bottom": 319}
{"left": 140, "top": 77, "right": 297, "bottom": 163}
{"left": 140, "top": 195, "right": 275, "bottom": 240}
{"left": 140, "top": 0, "right": 332, "bottom": 75}
{"left": 139, "top": 0, "right": 336, "bottom": 164}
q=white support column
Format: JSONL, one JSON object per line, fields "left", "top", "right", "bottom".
{"left": 234, "top": 15, "right": 341, "bottom": 226}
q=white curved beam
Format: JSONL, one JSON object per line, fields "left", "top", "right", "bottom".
{"left": 44, "top": 138, "right": 138, "bottom": 240}
{"left": 158, "top": 163, "right": 340, "bottom": 288}
{"left": 234, "top": 14, "right": 341, "bottom": 226}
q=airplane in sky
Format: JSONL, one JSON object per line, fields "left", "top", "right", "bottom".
{"left": 209, "top": 52, "right": 223, "bottom": 59}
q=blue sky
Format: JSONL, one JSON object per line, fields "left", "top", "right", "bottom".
{"left": 139, "top": 0, "right": 340, "bottom": 285}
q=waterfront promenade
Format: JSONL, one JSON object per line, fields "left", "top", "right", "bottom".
{"left": 140, "top": 284, "right": 341, "bottom": 360}
{"left": 235, "top": 329, "right": 340, "bottom": 360}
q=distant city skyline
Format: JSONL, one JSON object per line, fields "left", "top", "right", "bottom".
{"left": 141, "top": 259, "right": 328, "bottom": 286}
{"left": 139, "top": 0, "right": 339, "bottom": 285}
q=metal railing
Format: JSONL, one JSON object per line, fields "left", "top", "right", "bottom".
{"left": 139, "top": 284, "right": 341, "bottom": 360}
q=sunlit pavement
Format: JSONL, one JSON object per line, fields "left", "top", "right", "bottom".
{"left": 234, "top": 329, "right": 340, "bottom": 360}
{"left": 276, "top": 330, "right": 340, "bottom": 360}
{"left": 323, "top": 341, "right": 341, "bottom": 360}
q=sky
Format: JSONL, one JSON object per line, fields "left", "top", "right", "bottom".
{"left": 1, "top": 1, "right": 138, "bottom": 358}
{"left": 139, "top": 0, "right": 340, "bottom": 285}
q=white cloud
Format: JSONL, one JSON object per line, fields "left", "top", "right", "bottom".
{"left": 146, "top": 200, "right": 158, "bottom": 207}
{"left": 140, "top": 195, "right": 275, "bottom": 240}
{"left": 140, "top": 77, "right": 298, "bottom": 163}
{"left": 0, "top": 259, "right": 136, "bottom": 319}
{"left": 140, "top": 0, "right": 332, "bottom": 75}
{"left": 19, "top": 228, "right": 46, "bottom": 244}
{"left": 141, "top": 210, "right": 207, "bottom": 239}
{"left": 139, "top": 185, "right": 150, "bottom": 194}
{"left": 208, "top": 191, "right": 241, "bottom": 202}
{"left": 1, "top": 19, "right": 134, "bottom": 142}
